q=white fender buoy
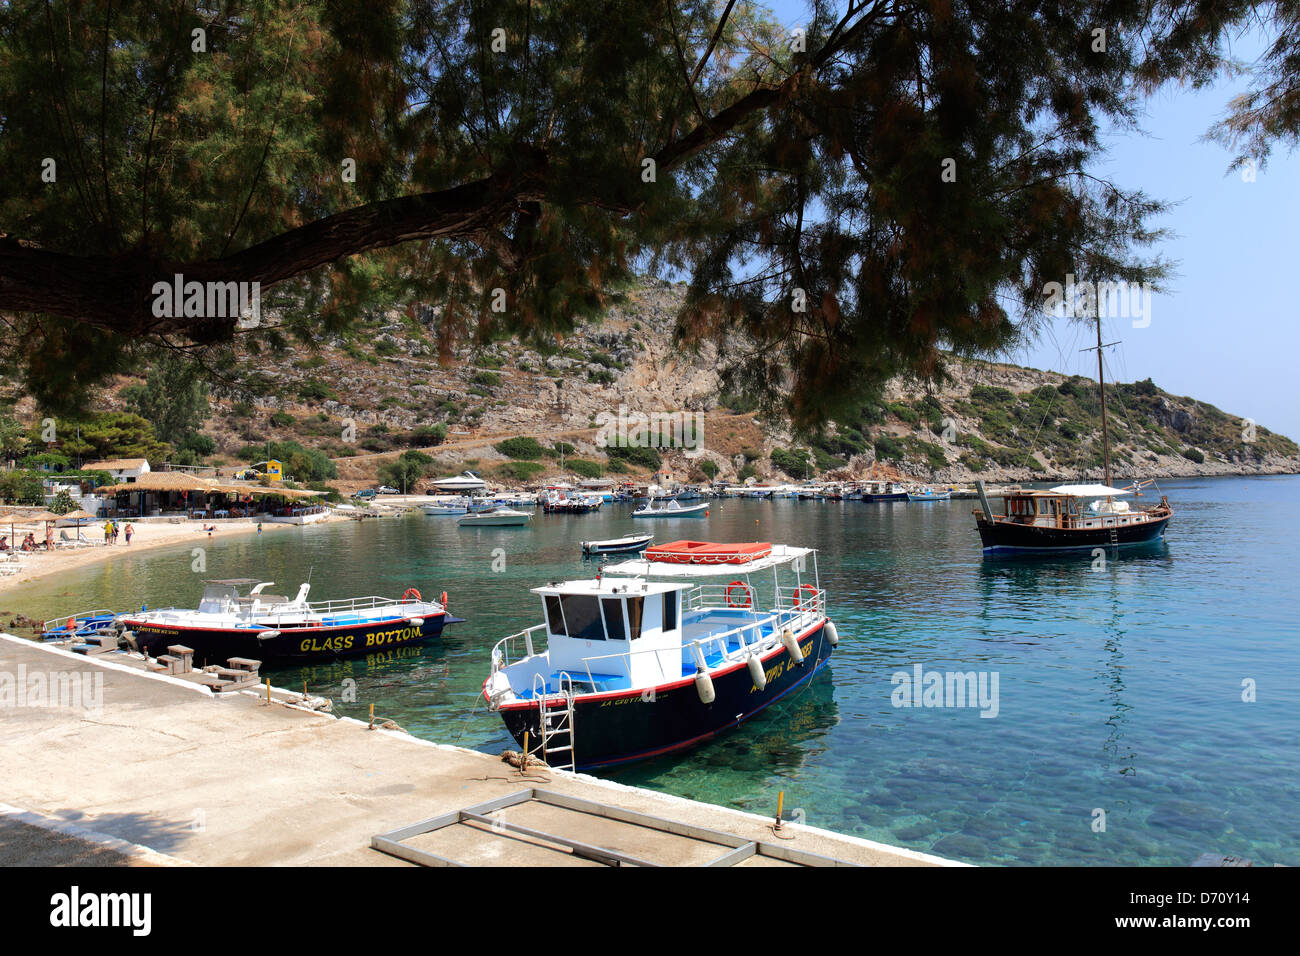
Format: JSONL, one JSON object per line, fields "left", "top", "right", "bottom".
{"left": 824, "top": 621, "right": 839, "bottom": 647}
{"left": 782, "top": 627, "right": 804, "bottom": 664}
{"left": 747, "top": 653, "right": 767, "bottom": 690}
{"left": 405, "top": 617, "right": 425, "bottom": 626}
{"left": 695, "top": 666, "right": 716, "bottom": 704}
{"left": 257, "top": 629, "right": 281, "bottom": 641}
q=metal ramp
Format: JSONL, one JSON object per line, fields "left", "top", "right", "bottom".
{"left": 371, "top": 789, "right": 862, "bottom": 867}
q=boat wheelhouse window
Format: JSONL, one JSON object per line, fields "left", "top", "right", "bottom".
{"left": 626, "top": 596, "right": 645, "bottom": 640}
{"left": 601, "top": 598, "right": 626, "bottom": 641}
{"left": 663, "top": 590, "right": 678, "bottom": 631}
{"left": 559, "top": 594, "right": 605, "bottom": 641}
{"left": 545, "top": 595, "right": 565, "bottom": 635}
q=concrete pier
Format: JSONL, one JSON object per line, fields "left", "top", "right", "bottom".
{"left": 0, "top": 634, "right": 959, "bottom": 867}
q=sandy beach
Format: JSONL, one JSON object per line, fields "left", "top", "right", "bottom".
{"left": 0, "top": 515, "right": 348, "bottom": 597}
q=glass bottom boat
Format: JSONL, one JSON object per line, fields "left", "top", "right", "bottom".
{"left": 483, "top": 541, "right": 838, "bottom": 771}
{"left": 115, "top": 579, "right": 462, "bottom": 664}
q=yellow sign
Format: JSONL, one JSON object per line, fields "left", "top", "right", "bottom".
{"left": 266, "top": 459, "right": 282, "bottom": 482}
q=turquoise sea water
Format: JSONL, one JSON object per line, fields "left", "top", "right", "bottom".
{"left": 12, "top": 475, "right": 1300, "bottom": 866}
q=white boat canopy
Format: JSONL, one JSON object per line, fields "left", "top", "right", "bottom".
{"left": 1048, "top": 483, "right": 1132, "bottom": 497}
{"left": 603, "top": 544, "right": 814, "bottom": 578}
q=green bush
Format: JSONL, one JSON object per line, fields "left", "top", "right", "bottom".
{"left": 411, "top": 424, "right": 448, "bottom": 447}
{"left": 698, "top": 459, "right": 719, "bottom": 479}
{"left": 495, "top": 436, "right": 546, "bottom": 459}
{"left": 297, "top": 379, "right": 336, "bottom": 402}
{"left": 887, "top": 402, "right": 920, "bottom": 424}
{"left": 770, "top": 447, "right": 811, "bottom": 476}
{"left": 605, "top": 444, "right": 661, "bottom": 469}
{"left": 969, "top": 384, "right": 1017, "bottom": 406}
{"left": 471, "top": 370, "right": 501, "bottom": 388}
{"left": 1182, "top": 447, "right": 1205, "bottom": 464}
{"left": 873, "top": 434, "right": 905, "bottom": 461}
{"left": 567, "top": 458, "right": 604, "bottom": 478}
{"left": 494, "top": 460, "right": 545, "bottom": 482}
{"left": 270, "top": 410, "right": 295, "bottom": 428}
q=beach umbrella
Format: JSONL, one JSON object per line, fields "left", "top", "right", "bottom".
{"left": 60, "top": 509, "right": 96, "bottom": 537}
{"left": 0, "top": 511, "right": 19, "bottom": 548}
{"left": 25, "top": 510, "right": 64, "bottom": 547}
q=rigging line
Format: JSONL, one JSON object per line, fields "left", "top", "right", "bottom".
{"left": 1099, "top": 347, "right": 1164, "bottom": 496}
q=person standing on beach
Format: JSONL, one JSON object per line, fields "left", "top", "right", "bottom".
{"left": 257, "top": 521, "right": 263, "bottom": 535}
{"left": 103, "top": 519, "right": 112, "bottom": 544}
{"left": 124, "top": 523, "right": 134, "bottom": 545}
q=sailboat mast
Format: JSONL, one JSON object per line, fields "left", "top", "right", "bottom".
{"left": 1096, "top": 316, "right": 1111, "bottom": 488}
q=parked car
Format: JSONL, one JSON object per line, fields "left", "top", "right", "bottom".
{"left": 377, "top": 485, "right": 400, "bottom": 495}
{"left": 234, "top": 468, "right": 263, "bottom": 481}
{"left": 352, "top": 488, "right": 378, "bottom": 500}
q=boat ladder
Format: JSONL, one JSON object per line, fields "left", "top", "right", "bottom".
{"left": 1108, "top": 526, "right": 1119, "bottom": 547}
{"left": 533, "top": 672, "right": 576, "bottom": 772}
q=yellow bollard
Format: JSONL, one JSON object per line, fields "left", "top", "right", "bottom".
{"left": 265, "top": 677, "right": 271, "bottom": 703}
{"left": 522, "top": 731, "right": 530, "bottom": 773}
{"left": 369, "top": 702, "right": 375, "bottom": 729}
{"left": 775, "top": 790, "right": 785, "bottom": 829}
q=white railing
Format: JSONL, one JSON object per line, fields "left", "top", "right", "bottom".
{"left": 41, "top": 609, "right": 119, "bottom": 633}
{"left": 129, "top": 594, "right": 439, "bottom": 629}
{"left": 490, "top": 623, "right": 550, "bottom": 674}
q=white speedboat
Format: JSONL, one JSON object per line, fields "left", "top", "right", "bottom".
{"left": 423, "top": 495, "right": 471, "bottom": 515}
{"left": 458, "top": 507, "right": 532, "bottom": 527}
{"left": 631, "top": 498, "right": 710, "bottom": 518}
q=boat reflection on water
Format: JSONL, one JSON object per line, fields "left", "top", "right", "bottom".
{"left": 604, "top": 672, "right": 840, "bottom": 787}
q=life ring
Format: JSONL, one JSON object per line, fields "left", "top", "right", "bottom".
{"left": 402, "top": 587, "right": 422, "bottom": 602}
{"left": 793, "top": 584, "right": 819, "bottom": 610}
{"left": 725, "top": 580, "right": 753, "bottom": 608}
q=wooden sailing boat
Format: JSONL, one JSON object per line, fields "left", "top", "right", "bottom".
{"left": 973, "top": 318, "right": 1174, "bottom": 553}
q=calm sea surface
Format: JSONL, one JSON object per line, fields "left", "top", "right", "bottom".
{"left": 12, "top": 475, "right": 1300, "bottom": 865}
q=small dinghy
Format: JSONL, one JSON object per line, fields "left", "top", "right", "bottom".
{"left": 580, "top": 533, "right": 654, "bottom": 555}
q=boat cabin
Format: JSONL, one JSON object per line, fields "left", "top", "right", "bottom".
{"left": 532, "top": 578, "right": 686, "bottom": 690}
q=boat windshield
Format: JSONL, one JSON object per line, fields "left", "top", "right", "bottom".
{"left": 198, "top": 583, "right": 241, "bottom": 612}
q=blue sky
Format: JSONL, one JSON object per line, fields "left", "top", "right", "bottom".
{"left": 756, "top": 4, "right": 1300, "bottom": 439}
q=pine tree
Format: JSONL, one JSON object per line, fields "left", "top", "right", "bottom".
{"left": 0, "top": 1, "right": 1265, "bottom": 422}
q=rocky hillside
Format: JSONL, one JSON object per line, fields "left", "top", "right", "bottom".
{"left": 14, "top": 278, "right": 1299, "bottom": 489}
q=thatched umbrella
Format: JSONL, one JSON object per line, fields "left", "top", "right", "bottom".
{"left": 26, "top": 510, "right": 64, "bottom": 549}
{"left": 59, "top": 508, "right": 96, "bottom": 538}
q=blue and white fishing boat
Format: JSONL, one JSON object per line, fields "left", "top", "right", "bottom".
{"left": 483, "top": 541, "right": 837, "bottom": 770}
